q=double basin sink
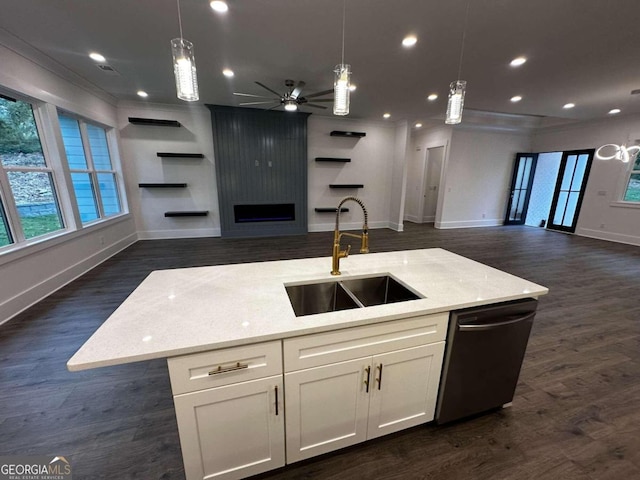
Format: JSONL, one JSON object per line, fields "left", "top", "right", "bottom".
{"left": 285, "top": 274, "right": 422, "bottom": 317}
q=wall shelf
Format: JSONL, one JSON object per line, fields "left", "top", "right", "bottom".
{"left": 330, "top": 131, "right": 366, "bottom": 138}
{"left": 139, "top": 183, "right": 187, "bottom": 188}
{"left": 156, "top": 153, "right": 205, "bottom": 158}
{"left": 164, "top": 211, "right": 209, "bottom": 217}
{"left": 329, "top": 184, "right": 364, "bottom": 189}
{"left": 314, "top": 208, "right": 350, "bottom": 213}
{"left": 128, "top": 117, "right": 181, "bottom": 127}
{"left": 315, "top": 157, "right": 351, "bottom": 163}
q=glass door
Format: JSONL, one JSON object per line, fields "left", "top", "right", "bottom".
{"left": 504, "top": 153, "right": 538, "bottom": 225}
{"left": 547, "top": 149, "right": 594, "bottom": 233}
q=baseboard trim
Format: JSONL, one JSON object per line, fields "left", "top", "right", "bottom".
{"left": 137, "top": 228, "right": 222, "bottom": 240}
{"left": 436, "top": 219, "right": 504, "bottom": 229}
{"left": 0, "top": 233, "right": 138, "bottom": 326}
{"left": 577, "top": 228, "right": 640, "bottom": 247}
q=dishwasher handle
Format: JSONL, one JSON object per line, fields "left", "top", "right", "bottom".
{"left": 458, "top": 311, "right": 536, "bottom": 331}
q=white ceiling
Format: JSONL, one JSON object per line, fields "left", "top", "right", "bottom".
{"left": 2, "top": 0, "right": 640, "bottom": 124}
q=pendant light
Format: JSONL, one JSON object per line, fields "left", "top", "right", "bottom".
{"left": 333, "top": 0, "right": 351, "bottom": 116}
{"left": 171, "top": 0, "right": 199, "bottom": 102}
{"left": 595, "top": 144, "right": 640, "bottom": 163}
{"left": 445, "top": 1, "right": 471, "bottom": 125}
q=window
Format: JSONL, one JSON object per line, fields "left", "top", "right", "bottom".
{"left": 623, "top": 153, "right": 640, "bottom": 202}
{"left": 0, "top": 95, "right": 64, "bottom": 245}
{"left": 58, "top": 114, "right": 122, "bottom": 223}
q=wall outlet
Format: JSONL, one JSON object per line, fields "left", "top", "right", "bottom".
{"left": 482, "top": 213, "right": 486, "bottom": 218}
{"left": 99, "top": 235, "right": 105, "bottom": 245}
{"left": 600, "top": 224, "right": 605, "bottom": 229}
{"left": 597, "top": 190, "right": 607, "bottom": 196}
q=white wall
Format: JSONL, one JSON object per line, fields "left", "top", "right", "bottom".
{"left": 307, "top": 116, "right": 396, "bottom": 232}
{"left": 533, "top": 114, "right": 640, "bottom": 246}
{"left": 388, "top": 121, "right": 410, "bottom": 231}
{"left": 117, "top": 103, "right": 220, "bottom": 239}
{"left": 0, "top": 41, "right": 137, "bottom": 324}
{"left": 437, "top": 127, "right": 532, "bottom": 229}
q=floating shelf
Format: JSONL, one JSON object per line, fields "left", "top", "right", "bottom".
{"left": 156, "top": 153, "right": 205, "bottom": 158}
{"left": 128, "top": 117, "right": 181, "bottom": 127}
{"left": 315, "top": 157, "right": 351, "bottom": 163}
{"left": 164, "top": 211, "right": 209, "bottom": 217}
{"left": 315, "top": 208, "right": 350, "bottom": 213}
{"left": 330, "top": 131, "right": 366, "bottom": 138}
{"left": 138, "top": 183, "right": 187, "bottom": 188}
{"left": 329, "top": 184, "right": 364, "bottom": 189}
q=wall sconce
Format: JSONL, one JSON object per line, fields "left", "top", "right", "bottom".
{"left": 595, "top": 144, "right": 640, "bottom": 163}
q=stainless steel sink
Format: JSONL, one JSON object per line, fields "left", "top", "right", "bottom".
{"left": 285, "top": 281, "right": 362, "bottom": 317}
{"left": 340, "top": 275, "right": 421, "bottom": 306}
{"left": 286, "top": 274, "right": 422, "bottom": 317}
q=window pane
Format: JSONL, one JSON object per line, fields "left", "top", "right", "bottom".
{"left": 97, "top": 173, "right": 121, "bottom": 215}
{"left": 624, "top": 174, "right": 640, "bottom": 202}
{"left": 563, "top": 192, "right": 580, "bottom": 227}
{"left": 59, "top": 115, "right": 88, "bottom": 169}
{"left": 70, "top": 172, "right": 99, "bottom": 222}
{"left": 570, "top": 154, "right": 588, "bottom": 191}
{"left": 0, "top": 200, "right": 13, "bottom": 246}
{"left": 7, "top": 171, "right": 64, "bottom": 239}
{"left": 87, "top": 124, "right": 113, "bottom": 170}
{"left": 0, "top": 97, "right": 46, "bottom": 167}
{"left": 560, "top": 155, "right": 577, "bottom": 191}
{"left": 553, "top": 191, "right": 568, "bottom": 225}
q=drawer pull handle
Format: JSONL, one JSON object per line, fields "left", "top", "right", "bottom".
{"left": 275, "top": 386, "right": 279, "bottom": 416}
{"left": 376, "top": 364, "right": 383, "bottom": 390}
{"left": 208, "top": 362, "right": 249, "bottom": 375}
{"left": 364, "top": 366, "right": 371, "bottom": 393}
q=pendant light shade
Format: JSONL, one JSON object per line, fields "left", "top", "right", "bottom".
{"left": 171, "top": 38, "right": 199, "bottom": 102}
{"left": 333, "top": 64, "right": 351, "bottom": 116}
{"left": 445, "top": 80, "right": 466, "bottom": 125}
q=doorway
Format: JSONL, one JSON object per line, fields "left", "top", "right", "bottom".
{"left": 421, "top": 146, "right": 444, "bottom": 223}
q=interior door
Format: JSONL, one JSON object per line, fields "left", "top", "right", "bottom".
{"left": 504, "top": 153, "right": 538, "bottom": 225}
{"left": 547, "top": 149, "right": 594, "bottom": 233}
{"left": 421, "top": 146, "right": 443, "bottom": 223}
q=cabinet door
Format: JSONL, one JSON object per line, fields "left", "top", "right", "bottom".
{"left": 367, "top": 342, "right": 445, "bottom": 439}
{"left": 173, "top": 375, "right": 284, "bottom": 480}
{"left": 285, "top": 357, "right": 371, "bottom": 463}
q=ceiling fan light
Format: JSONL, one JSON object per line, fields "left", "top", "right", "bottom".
{"left": 284, "top": 99, "right": 298, "bottom": 111}
{"left": 171, "top": 38, "right": 199, "bottom": 102}
{"left": 445, "top": 80, "right": 466, "bottom": 125}
{"left": 333, "top": 64, "right": 351, "bottom": 116}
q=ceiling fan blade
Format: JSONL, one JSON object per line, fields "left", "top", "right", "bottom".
{"left": 255, "top": 81, "right": 282, "bottom": 97}
{"left": 291, "top": 81, "right": 306, "bottom": 99}
{"left": 306, "top": 104, "right": 328, "bottom": 109}
{"left": 233, "top": 92, "right": 275, "bottom": 98}
{"left": 306, "top": 98, "right": 334, "bottom": 102}
{"left": 267, "top": 104, "right": 282, "bottom": 111}
{"left": 239, "top": 101, "right": 279, "bottom": 106}
{"left": 305, "top": 89, "right": 334, "bottom": 99}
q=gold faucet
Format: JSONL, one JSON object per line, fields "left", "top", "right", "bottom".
{"left": 331, "top": 196, "right": 369, "bottom": 275}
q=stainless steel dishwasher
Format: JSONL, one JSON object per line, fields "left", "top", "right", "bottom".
{"left": 435, "top": 298, "right": 538, "bottom": 424}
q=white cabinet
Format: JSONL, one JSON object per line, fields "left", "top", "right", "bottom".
{"left": 284, "top": 314, "right": 447, "bottom": 463}
{"left": 168, "top": 341, "right": 284, "bottom": 480}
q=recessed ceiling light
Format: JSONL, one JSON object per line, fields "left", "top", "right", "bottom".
{"left": 402, "top": 35, "right": 418, "bottom": 47}
{"left": 608, "top": 108, "right": 621, "bottom": 115}
{"left": 222, "top": 68, "right": 234, "bottom": 77}
{"left": 383, "top": 113, "right": 391, "bottom": 119}
{"left": 136, "top": 90, "right": 149, "bottom": 98}
{"left": 415, "top": 123, "right": 423, "bottom": 128}
{"left": 427, "top": 94, "right": 438, "bottom": 101}
{"left": 510, "top": 56, "right": 527, "bottom": 67}
{"left": 210, "top": 1, "right": 228, "bottom": 12}
{"left": 510, "top": 95, "right": 522, "bottom": 103}
{"left": 349, "top": 84, "right": 357, "bottom": 92}
{"left": 89, "top": 52, "right": 106, "bottom": 63}
{"left": 563, "top": 103, "right": 575, "bottom": 109}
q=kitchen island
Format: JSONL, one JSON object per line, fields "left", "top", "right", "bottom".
{"left": 68, "top": 249, "right": 548, "bottom": 480}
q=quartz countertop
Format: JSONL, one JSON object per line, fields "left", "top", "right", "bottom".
{"left": 67, "top": 249, "right": 548, "bottom": 371}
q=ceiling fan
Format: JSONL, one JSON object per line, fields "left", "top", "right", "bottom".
{"left": 233, "top": 79, "right": 334, "bottom": 111}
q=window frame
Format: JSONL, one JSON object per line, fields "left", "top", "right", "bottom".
{"left": 621, "top": 151, "right": 640, "bottom": 203}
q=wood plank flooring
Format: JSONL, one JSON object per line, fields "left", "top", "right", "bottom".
{"left": 1, "top": 223, "right": 639, "bottom": 479}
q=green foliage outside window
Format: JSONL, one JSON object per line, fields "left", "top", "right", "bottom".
{"left": 0, "top": 98, "right": 43, "bottom": 155}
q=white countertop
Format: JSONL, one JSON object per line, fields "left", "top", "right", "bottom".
{"left": 67, "top": 249, "right": 548, "bottom": 371}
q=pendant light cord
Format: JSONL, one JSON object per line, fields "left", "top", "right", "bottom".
{"left": 340, "top": 0, "right": 346, "bottom": 64}
{"left": 456, "top": 0, "right": 471, "bottom": 79}
{"left": 177, "top": 0, "right": 184, "bottom": 39}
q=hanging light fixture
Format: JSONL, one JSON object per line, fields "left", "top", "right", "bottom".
{"left": 171, "top": 0, "right": 199, "bottom": 102}
{"left": 445, "top": 1, "right": 471, "bottom": 125}
{"left": 595, "top": 144, "right": 640, "bottom": 163}
{"left": 334, "top": 0, "right": 351, "bottom": 116}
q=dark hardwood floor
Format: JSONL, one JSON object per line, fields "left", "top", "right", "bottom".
{"left": 1, "top": 223, "right": 639, "bottom": 479}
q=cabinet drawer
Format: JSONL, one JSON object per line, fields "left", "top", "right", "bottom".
{"left": 168, "top": 341, "right": 282, "bottom": 395}
{"left": 284, "top": 313, "right": 448, "bottom": 372}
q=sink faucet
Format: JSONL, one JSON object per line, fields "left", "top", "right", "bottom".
{"left": 331, "top": 196, "right": 369, "bottom": 275}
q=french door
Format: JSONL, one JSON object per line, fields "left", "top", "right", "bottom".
{"left": 504, "top": 153, "right": 538, "bottom": 225}
{"left": 547, "top": 149, "right": 594, "bottom": 233}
